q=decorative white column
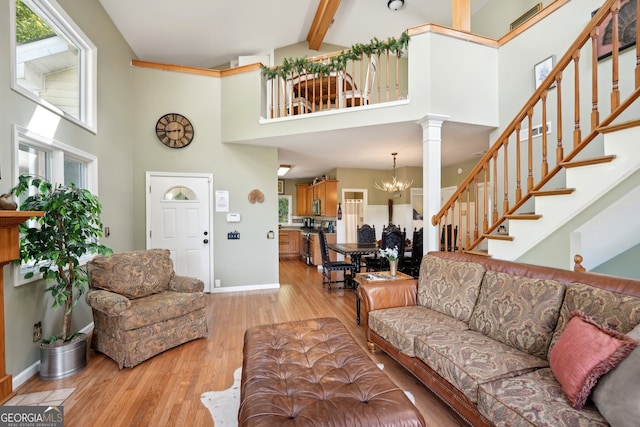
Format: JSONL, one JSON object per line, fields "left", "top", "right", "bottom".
{"left": 418, "top": 114, "right": 449, "bottom": 253}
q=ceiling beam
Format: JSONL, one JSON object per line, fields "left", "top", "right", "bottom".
{"left": 307, "top": 0, "right": 342, "bottom": 50}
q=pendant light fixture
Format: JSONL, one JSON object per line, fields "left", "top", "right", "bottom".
{"left": 375, "top": 152, "right": 413, "bottom": 193}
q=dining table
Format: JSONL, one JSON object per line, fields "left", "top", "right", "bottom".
{"left": 327, "top": 242, "right": 379, "bottom": 274}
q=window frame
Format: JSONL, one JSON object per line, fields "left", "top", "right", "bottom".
{"left": 12, "top": 124, "right": 98, "bottom": 286}
{"left": 10, "top": 0, "right": 98, "bottom": 133}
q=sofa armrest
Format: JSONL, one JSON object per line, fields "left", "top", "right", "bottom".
{"left": 169, "top": 275, "right": 205, "bottom": 293}
{"left": 357, "top": 279, "right": 418, "bottom": 338}
{"left": 86, "top": 289, "right": 131, "bottom": 315}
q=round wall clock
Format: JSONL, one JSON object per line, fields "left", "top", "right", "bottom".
{"left": 155, "top": 113, "right": 194, "bottom": 148}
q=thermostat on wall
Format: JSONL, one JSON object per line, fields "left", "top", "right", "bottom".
{"left": 226, "top": 213, "right": 241, "bottom": 223}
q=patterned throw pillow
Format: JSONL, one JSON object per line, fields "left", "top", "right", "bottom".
{"left": 549, "top": 311, "right": 637, "bottom": 409}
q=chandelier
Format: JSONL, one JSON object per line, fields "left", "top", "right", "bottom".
{"left": 375, "top": 152, "right": 413, "bottom": 193}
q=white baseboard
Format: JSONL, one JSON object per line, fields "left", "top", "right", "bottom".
{"left": 209, "top": 283, "right": 280, "bottom": 293}
{"left": 11, "top": 322, "right": 95, "bottom": 390}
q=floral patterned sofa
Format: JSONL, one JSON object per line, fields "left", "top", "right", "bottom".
{"left": 86, "top": 249, "right": 208, "bottom": 368}
{"left": 358, "top": 251, "right": 640, "bottom": 427}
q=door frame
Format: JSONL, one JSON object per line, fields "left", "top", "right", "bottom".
{"left": 145, "top": 171, "right": 214, "bottom": 292}
{"left": 338, "top": 188, "right": 368, "bottom": 244}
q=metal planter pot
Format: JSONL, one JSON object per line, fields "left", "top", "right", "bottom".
{"left": 39, "top": 335, "right": 87, "bottom": 381}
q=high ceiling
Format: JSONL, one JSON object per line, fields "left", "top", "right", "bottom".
{"left": 98, "top": 0, "right": 494, "bottom": 178}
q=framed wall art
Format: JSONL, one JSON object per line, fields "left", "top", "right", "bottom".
{"left": 534, "top": 55, "right": 556, "bottom": 89}
{"left": 277, "top": 179, "right": 284, "bottom": 195}
{"left": 594, "top": 0, "right": 637, "bottom": 60}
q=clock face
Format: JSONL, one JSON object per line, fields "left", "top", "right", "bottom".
{"left": 155, "top": 113, "right": 194, "bottom": 148}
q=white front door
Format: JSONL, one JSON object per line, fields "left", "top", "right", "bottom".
{"left": 146, "top": 172, "right": 213, "bottom": 292}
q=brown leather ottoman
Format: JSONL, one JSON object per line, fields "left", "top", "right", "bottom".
{"left": 239, "top": 317, "right": 425, "bottom": 427}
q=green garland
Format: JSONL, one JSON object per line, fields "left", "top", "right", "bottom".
{"left": 261, "top": 31, "right": 410, "bottom": 81}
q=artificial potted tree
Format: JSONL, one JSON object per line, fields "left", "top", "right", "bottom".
{"left": 10, "top": 175, "right": 112, "bottom": 380}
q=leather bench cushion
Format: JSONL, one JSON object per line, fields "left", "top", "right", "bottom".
{"left": 118, "top": 291, "right": 206, "bottom": 330}
{"left": 414, "top": 329, "right": 548, "bottom": 403}
{"left": 468, "top": 271, "right": 566, "bottom": 359}
{"left": 548, "top": 282, "right": 640, "bottom": 359}
{"left": 369, "top": 306, "right": 469, "bottom": 357}
{"left": 239, "top": 317, "right": 425, "bottom": 427}
{"left": 417, "top": 254, "right": 486, "bottom": 322}
{"left": 88, "top": 249, "right": 174, "bottom": 299}
{"left": 477, "top": 368, "right": 608, "bottom": 427}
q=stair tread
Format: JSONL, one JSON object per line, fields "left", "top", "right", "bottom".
{"left": 559, "top": 155, "right": 616, "bottom": 168}
{"left": 505, "top": 213, "right": 542, "bottom": 220}
{"left": 530, "top": 188, "right": 575, "bottom": 196}
{"left": 465, "top": 250, "right": 491, "bottom": 257}
{"left": 484, "top": 234, "right": 514, "bottom": 241}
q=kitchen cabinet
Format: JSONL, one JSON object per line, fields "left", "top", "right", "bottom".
{"left": 309, "top": 179, "right": 338, "bottom": 216}
{"left": 309, "top": 232, "right": 336, "bottom": 266}
{"left": 279, "top": 230, "right": 300, "bottom": 257}
{"left": 296, "top": 183, "right": 311, "bottom": 216}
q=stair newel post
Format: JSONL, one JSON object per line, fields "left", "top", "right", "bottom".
{"left": 503, "top": 135, "right": 510, "bottom": 216}
{"left": 492, "top": 151, "right": 499, "bottom": 225}
{"left": 556, "top": 72, "right": 564, "bottom": 162}
{"left": 541, "top": 91, "right": 549, "bottom": 177}
{"left": 573, "top": 50, "right": 582, "bottom": 148}
{"left": 574, "top": 254, "right": 586, "bottom": 273}
{"left": 515, "top": 123, "right": 522, "bottom": 202}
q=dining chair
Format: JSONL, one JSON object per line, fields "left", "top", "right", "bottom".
{"left": 283, "top": 77, "right": 312, "bottom": 115}
{"left": 343, "top": 54, "right": 378, "bottom": 107}
{"left": 400, "top": 227, "right": 423, "bottom": 278}
{"left": 364, "top": 224, "right": 405, "bottom": 272}
{"left": 319, "top": 229, "right": 356, "bottom": 292}
{"left": 357, "top": 224, "right": 377, "bottom": 269}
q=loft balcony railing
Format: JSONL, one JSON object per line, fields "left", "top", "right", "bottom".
{"left": 433, "top": 0, "right": 640, "bottom": 254}
{"left": 263, "top": 37, "right": 409, "bottom": 119}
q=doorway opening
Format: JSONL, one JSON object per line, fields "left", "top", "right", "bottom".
{"left": 342, "top": 189, "right": 368, "bottom": 243}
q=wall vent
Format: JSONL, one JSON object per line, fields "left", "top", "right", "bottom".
{"left": 519, "top": 121, "right": 552, "bottom": 141}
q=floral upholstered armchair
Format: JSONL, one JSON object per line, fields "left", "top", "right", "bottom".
{"left": 86, "top": 249, "right": 208, "bottom": 368}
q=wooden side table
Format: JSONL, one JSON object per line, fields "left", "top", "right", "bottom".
{"left": 353, "top": 271, "right": 414, "bottom": 325}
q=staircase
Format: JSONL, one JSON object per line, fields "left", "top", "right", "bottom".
{"left": 488, "top": 123, "right": 640, "bottom": 263}
{"left": 432, "top": 0, "right": 640, "bottom": 270}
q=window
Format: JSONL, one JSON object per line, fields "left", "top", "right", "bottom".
{"left": 10, "top": 0, "right": 97, "bottom": 132}
{"left": 13, "top": 124, "right": 98, "bottom": 286}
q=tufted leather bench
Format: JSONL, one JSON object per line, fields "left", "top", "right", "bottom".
{"left": 239, "top": 317, "right": 425, "bottom": 426}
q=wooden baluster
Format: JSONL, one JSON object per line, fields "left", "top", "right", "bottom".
{"left": 395, "top": 50, "right": 400, "bottom": 101}
{"left": 527, "top": 109, "right": 534, "bottom": 191}
{"left": 556, "top": 73, "right": 564, "bottom": 162}
{"left": 591, "top": 29, "right": 600, "bottom": 130}
{"left": 386, "top": 49, "right": 390, "bottom": 102}
{"left": 574, "top": 254, "right": 586, "bottom": 272}
{"left": 376, "top": 54, "right": 381, "bottom": 104}
{"left": 457, "top": 193, "right": 463, "bottom": 252}
{"left": 492, "top": 152, "right": 498, "bottom": 224}
{"left": 503, "top": 135, "right": 509, "bottom": 215}
{"left": 541, "top": 91, "right": 548, "bottom": 177}
{"left": 473, "top": 176, "right": 479, "bottom": 241}
{"left": 483, "top": 164, "right": 489, "bottom": 234}
{"left": 573, "top": 51, "right": 581, "bottom": 148}
{"left": 515, "top": 124, "right": 522, "bottom": 202}
{"left": 465, "top": 185, "right": 471, "bottom": 249}
{"left": 610, "top": 1, "right": 621, "bottom": 110}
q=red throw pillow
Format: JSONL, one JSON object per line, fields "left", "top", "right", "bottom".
{"left": 549, "top": 311, "right": 637, "bottom": 409}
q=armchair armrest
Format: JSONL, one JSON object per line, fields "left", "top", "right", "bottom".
{"left": 357, "top": 279, "right": 418, "bottom": 340}
{"left": 169, "top": 275, "right": 204, "bottom": 293}
{"left": 86, "top": 289, "right": 131, "bottom": 315}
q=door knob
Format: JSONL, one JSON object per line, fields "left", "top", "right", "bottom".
{"left": 203, "top": 239, "right": 209, "bottom": 244}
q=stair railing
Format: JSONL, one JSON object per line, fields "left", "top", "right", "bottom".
{"left": 433, "top": 0, "right": 640, "bottom": 254}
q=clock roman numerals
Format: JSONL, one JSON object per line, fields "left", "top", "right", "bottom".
{"left": 155, "top": 113, "right": 195, "bottom": 149}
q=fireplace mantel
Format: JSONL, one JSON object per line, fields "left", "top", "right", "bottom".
{"left": 0, "top": 211, "right": 43, "bottom": 403}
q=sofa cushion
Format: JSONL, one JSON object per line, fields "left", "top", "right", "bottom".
{"left": 118, "top": 291, "right": 206, "bottom": 330}
{"left": 368, "top": 306, "right": 469, "bottom": 357}
{"left": 549, "top": 311, "right": 637, "bottom": 409}
{"left": 478, "top": 368, "right": 608, "bottom": 427}
{"left": 468, "top": 271, "right": 565, "bottom": 359}
{"left": 414, "top": 329, "right": 548, "bottom": 403}
{"left": 548, "top": 282, "right": 640, "bottom": 359}
{"left": 417, "top": 254, "right": 486, "bottom": 322}
{"left": 592, "top": 322, "right": 640, "bottom": 427}
{"left": 88, "top": 249, "right": 174, "bottom": 299}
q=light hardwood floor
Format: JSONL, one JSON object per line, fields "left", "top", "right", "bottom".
{"left": 14, "top": 257, "right": 466, "bottom": 426}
